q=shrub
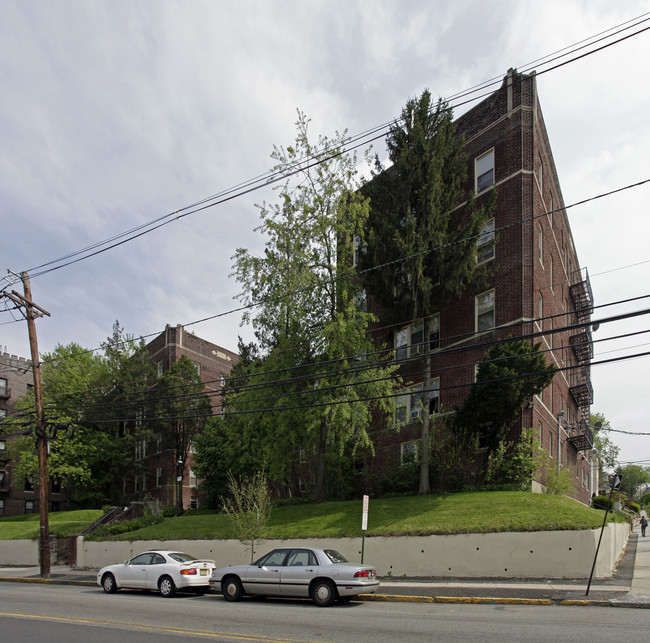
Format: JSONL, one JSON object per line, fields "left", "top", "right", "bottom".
{"left": 592, "top": 494, "right": 613, "bottom": 511}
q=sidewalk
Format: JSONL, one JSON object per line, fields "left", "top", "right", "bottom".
{"left": 1, "top": 524, "right": 649, "bottom": 608}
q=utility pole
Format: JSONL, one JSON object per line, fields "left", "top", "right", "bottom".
{"left": 2, "top": 272, "right": 51, "bottom": 578}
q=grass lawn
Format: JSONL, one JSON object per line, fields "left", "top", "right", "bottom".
{"left": 0, "top": 492, "right": 621, "bottom": 542}
{"left": 0, "top": 509, "right": 103, "bottom": 540}
{"left": 91, "top": 491, "right": 620, "bottom": 542}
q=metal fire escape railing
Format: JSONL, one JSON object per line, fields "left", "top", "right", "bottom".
{"left": 568, "top": 267, "right": 594, "bottom": 436}
{"left": 566, "top": 420, "right": 594, "bottom": 452}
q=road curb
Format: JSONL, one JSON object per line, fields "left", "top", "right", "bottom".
{"left": 361, "top": 593, "right": 625, "bottom": 607}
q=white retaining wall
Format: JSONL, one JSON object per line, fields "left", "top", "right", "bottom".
{"left": 1, "top": 523, "right": 630, "bottom": 578}
{"left": 73, "top": 523, "right": 629, "bottom": 579}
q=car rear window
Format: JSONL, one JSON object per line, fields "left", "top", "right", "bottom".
{"left": 323, "top": 550, "right": 348, "bottom": 564}
{"left": 168, "top": 552, "right": 197, "bottom": 563}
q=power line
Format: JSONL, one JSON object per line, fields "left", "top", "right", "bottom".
{"left": 3, "top": 13, "right": 649, "bottom": 288}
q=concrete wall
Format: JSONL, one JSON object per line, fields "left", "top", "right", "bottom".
{"left": 1, "top": 524, "right": 630, "bottom": 579}
{"left": 64, "top": 523, "right": 631, "bottom": 579}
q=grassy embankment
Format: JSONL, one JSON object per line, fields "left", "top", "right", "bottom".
{"left": 0, "top": 491, "right": 621, "bottom": 541}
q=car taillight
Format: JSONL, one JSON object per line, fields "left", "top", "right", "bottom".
{"left": 354, "top": 570, "right": 370, "bottom": 578}
{"left": 180, "top": 568, "right": 197, "bottom": 575}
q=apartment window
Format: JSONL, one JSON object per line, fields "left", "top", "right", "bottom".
{"left": 0, "top": 378, "right": 7, "bottom": 394}
{"left": 538, "top": 223, "right": 543, "bottom": 265}
{"left": 430, "top": 314, "right": 440, "bottom": 351}
{"left": 0, "top": 470, "right": 6, "bottom": 489}
{"left": 135, "top": 439, "right": 146, "bottom": 460}
{"left": 25, "top": 500, "right": 34, "bottom": 514}
{"left": 134, "top": 475, "right": 140, "bottom": 493}
{"left": 429, "top": 378, "right": 440, "bottom": 414}
{"left": 192, "top": 362, "right": 201, "bottom": 375}
{"left": 51, "top": 479, "right": 61, "bottom": 494}
{"left": 142, "top": 472, "right": 147, "bottom": 491}
{"left": 538, "top": 292, "right": 543, "bottom": 328}
{"left": 24, "top": 477, "right": 34, "bottom": 492}
{"left": 0, "top": 499, "right": 4, "bottom": 516}
{"left": 189, "top": 469, "right": 198, "bottom": 487}
{"left": 156, "top": 433, "right": 163, "bottom": 453}
{"left": 475, "top": 149, "right": 495, "bottom": 193}
{"left": 0, "top": 409, "right": 5, "bottom": 421}
{"left": 0, "top": 439, "right": 5, "bottom": 452}
{"left": 352, "top": 234, "right": 365, "bottom": 268}
{"left": 395, "top": 385, "right": 424, "bottom": 424}
{"left": 220, "top": 374, "right": 226, "bottom": 388}
{"left": 549, "top": 254, "right": 554, "bottom": 292}
{"left": 477, "top": 218, "right": 495, "bottom": 263}
{"left": 156, "top": 467, "right": 163, "bottom": 487}
{"left": 354, "top": 289, "right": 367, "bottom": 313}
{"left": 190, "top": 497, "right": 198, "bottom": 510}
{"left": 395, "top": 316, "right": 440, "bottom": 360}
{"left": 157, "top": 360, "right": 164, "bottom": 377}
{"left": 400, "top": 440, "right": 419, "bottom": 465}
{"left": 537, "top": 154, "right": 543, "bottom": 191}
{"left": 478, "top": 424, "right": 492, "bottom": 450}
{"left": 476, "top": 290, "right": 495, "bottom": 331}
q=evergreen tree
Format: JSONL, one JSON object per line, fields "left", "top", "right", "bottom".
{"left": 360, "top": 90, "right": 494, "bottom": 493}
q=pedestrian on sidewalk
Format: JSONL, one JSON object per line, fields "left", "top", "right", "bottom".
{"left": 641, "top": 515, "right": 648, "bottom": 537}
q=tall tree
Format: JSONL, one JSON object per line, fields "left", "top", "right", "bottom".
{"left": 590, "top": 412, "right": 619, "bottom": 478}
{"left": 154, "top": 355, "right": 212, "bottom": 509}
{"left": 360, "top": 90, "right": 494, "bottom": 493}
{"left": 2, "top": 322, "right": 159, "bottom": 507}
{"left": 229, "top": 111, "right": 399, "bottom": 502}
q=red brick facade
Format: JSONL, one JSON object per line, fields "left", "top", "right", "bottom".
{"left": 366, "top": 71, "right": 596, "bottom": 504}
{"left": 0, "top": 352, "right": 69, "bottom": 516}
{"left": 141, "top": 324, "right": 238, "bottom": 510}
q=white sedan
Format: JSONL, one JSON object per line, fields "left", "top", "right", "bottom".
{"left": 97, "top": 550, "right": 215, "bottom": 597}
{"left": 209, "top": 547, "right": 379, "bottom": 606}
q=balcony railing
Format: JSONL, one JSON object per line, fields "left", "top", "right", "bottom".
{"left": 566, "top": 421, "right": 594, "bottom": 452}
{"left": 569, "top": 268, "right": 594, "bottom": 323}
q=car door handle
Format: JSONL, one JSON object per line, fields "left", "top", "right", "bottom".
{"left": 272, "top": 569, "right": 279, "bottom": 573}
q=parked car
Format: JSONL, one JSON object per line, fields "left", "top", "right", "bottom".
{"left": 209, "top": 547, "right": 379, "bottom": 607}
{"left": 97, "top": 550, "right": 215, "bottom": 597}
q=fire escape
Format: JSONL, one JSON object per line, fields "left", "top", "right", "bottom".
{"left": 567, "top": 268, "right": 594, "bottom": 451}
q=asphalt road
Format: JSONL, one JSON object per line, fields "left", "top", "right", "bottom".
{"left": 1, "top": 581, "right": 649, "bottom": 642}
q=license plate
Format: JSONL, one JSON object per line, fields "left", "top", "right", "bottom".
{"left": 200, "top": 569, "right": 208, "bottom": 576}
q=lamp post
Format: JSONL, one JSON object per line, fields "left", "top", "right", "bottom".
{"left": 176, "top": 458, "right": 184, "bottom": 516}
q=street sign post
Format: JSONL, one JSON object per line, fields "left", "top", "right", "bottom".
{"left": 361, "top": 495, "right": 369, "bottom": 563}
{"left": 586, "top": 473, "right": 623, "bottom": 596}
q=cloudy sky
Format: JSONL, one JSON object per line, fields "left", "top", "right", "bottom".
{"left": 1, "top": 1, "right": 649, "bottom": 467}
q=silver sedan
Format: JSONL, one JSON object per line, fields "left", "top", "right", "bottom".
{"left": 209, "top": 547, "right": 379, "bottom": 606}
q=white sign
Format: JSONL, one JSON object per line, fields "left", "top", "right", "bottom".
{"left": 362, "top": 494, "right": 369, "bottom": 531}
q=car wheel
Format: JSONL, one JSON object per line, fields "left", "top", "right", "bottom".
{"left": 311, "top": 579, "right": 337, "bottom": 607}
{"left": 222, "top": 576, "right": 244, "bottom": 602}
{"left": 102, "top": 572, "right": 118, "bottom": 594}
{"left": 158, "top": 576, "right": 176, "bottom": 598}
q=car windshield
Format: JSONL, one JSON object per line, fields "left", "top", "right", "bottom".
{"left": 323, "top": 549, "right": 348, "bottom": 564}
{"left": 168, "top": 552, "right": 197, "bottom": 563}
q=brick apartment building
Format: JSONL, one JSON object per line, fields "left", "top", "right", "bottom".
{"left": 365, "top": 70, "right": 597, "bottom": 504}
{"left": 141, "top": 324, "right": 238, "bottom": 510}
{"left": 0, "top": 351, "right": 69, "bottom": 516}
{"left": 0, "top": 326, "right": 237, "bottom": 515}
